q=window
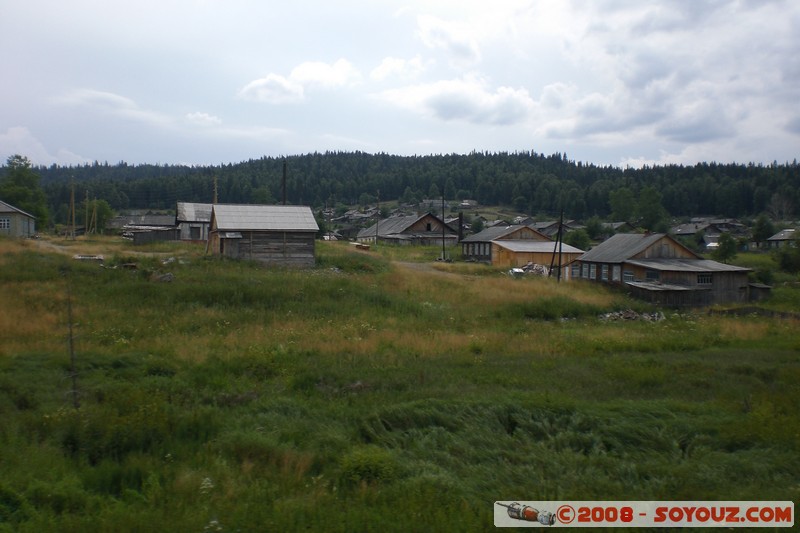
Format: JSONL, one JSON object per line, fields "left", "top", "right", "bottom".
{"left": 0, "top": 218, "right": 9, "bottom": 229}
{"left": 582, "top": 264, "right": 589, "bottom": 278}
{"left": 612, "top": 265, "right": 621, "bottom": 281}
{"left": 623, "top": 271, "right": 634, "bottom": 282}
{"left": 646, "top": 270, "right": 660, "bottom": 282}
{"left": 190, "top": 226, "right": 201, "bottom": 239}
{"left": 426, "top": 223, "right": 432, "bottom": 231}
{"left": 589, "top": 264, "right": 597, "bottom": 280}
{"left": 697, "top": 273, "right": 712, "bottom": 285}
{"left": 468, "top": 244, "right": 474, "bottom": 255}
{"left": 601, "top": 264, "right": 609, "bottom": 281}
{"left": 572, "top": 264, "right": 580, "bottom": 279}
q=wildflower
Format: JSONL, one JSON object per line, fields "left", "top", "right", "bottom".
{"left": 200, "top": 477, "right": 214, "bottom": 494}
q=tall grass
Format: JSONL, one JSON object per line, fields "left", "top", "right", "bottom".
{"left": 1, "top": 236, "right": 799, "bottom": 530}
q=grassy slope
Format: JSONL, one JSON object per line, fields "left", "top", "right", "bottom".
{"left": 0, "top": 237, "right": 798, "bottom": 531}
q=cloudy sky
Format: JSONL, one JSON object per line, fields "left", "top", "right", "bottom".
{"left": 1, "top": 0, "right": 798, "bottom": 168}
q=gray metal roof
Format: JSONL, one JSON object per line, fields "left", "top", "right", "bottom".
{"left": 493, "top": 240, "right": 584, "bottom": 254}
{"left": 177, "top": 202, "right": 212, "bottom": 223}
{"left": 357, "top": 213, "right": 454, "bottom": 239}
{"left": 626, "top": 258, "right": 750, "bottom": 273}
{"left": 579, "top": 233, "right": 672, "bottom": 263}
{"left": 768, "top": 228, "right": 797, "bottom": 241}
{"left": 212, "top": 204, "right": 319, "bottom": 232}
{"left": 461, "top": 225, "right": 532, "bottom": 242}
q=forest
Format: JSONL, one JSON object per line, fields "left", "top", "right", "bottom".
{"left": 15, "top": 151, "right": 800, "bottom": 224}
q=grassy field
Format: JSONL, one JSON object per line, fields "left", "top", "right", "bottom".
{"left": 1, "top": 236, "right": 798, "bottom": 531}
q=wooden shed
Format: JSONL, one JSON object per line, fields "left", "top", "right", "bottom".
{"left": 176, "top": 202, "right": 212, "bottom": 242}
{"left": 208, "top": 204, "right": 319, "bottom": 267}
{"left": 0, "top": 200, "right": 36, "bottom": 238}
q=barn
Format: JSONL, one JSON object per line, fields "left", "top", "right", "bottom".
{"left": 208, "top": 204, "right": 319, "bottom": 267}
{"left": 0, "top": 200, "right": 36, "bottom": 238}
{"left": 176, "top": 202, "right": 212, "bottom": 242}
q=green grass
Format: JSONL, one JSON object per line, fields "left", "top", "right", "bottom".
{"left": 1, "top": 236, "right": 799, "bottom": 531}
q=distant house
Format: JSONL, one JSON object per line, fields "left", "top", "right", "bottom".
{"left": 0, "top": 200, "right": 36, "bottom": 238}
{"left": 672, "top": 218, "right": 750, "bottom": 252}
{"left": 461, "top": 225, "right": 549, "bottom": 262}
{"left": 356, "top": 213, "right": 457, "bottom": 246}
{"left": 208, "top": 204, "right": 319, "bottom": 267}
{"left": 493, "top": 241, "right": 584, "bottom": 279}
{"left": 575, "top": 233, "right": 759, "bottom": 306}
{"left": 767, "top": 228, "right": 797, "bottom": 249}
{"left": 531, "top": 220, "right": 582, "bottom": 238}
{"left": 176, "top": 202, "right": 212, "bottom": 242}
{"left": 461, "top": 224, "right": 582, "bottom": 278}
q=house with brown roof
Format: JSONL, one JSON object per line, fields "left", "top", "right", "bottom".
{"left": 574, "top": 233, "right": 761, "bottom": 306}
{"left": 208, "top": 204, "right": 319, "bottom": 267}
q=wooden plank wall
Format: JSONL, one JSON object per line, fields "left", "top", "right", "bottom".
{"left": 238, "top": 231, "right": 316, "bottom": 267}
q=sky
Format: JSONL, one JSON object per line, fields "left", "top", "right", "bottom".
{"left": 1, "top": 0, "right": 799, "bottom": 169}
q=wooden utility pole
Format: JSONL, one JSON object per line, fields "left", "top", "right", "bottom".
{"left": 282, "top": 159, "right": 287, "bottom": 205}
{"left": 375, "top": 189, "right": 380, "bottom": 246}
{"left": 441, "top": 193, "right": 446, "bottom": 261}
{"left": 67, "top": 181, "right": 76, "bottom": 240}
{"left": 213, "top": 175, "right": 218, "bottom": 204}
{"left": 65, "top": 272, "right": 80, "bottom": 409}
{"left": 84, "top": 190, "right": 89, "bottom": 237}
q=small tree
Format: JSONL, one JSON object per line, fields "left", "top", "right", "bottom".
{"left": 712, "top": 232, "right": 737, "bottom": 263}
{"left": 0, "top": 154, "right": 49, "bottom": 228}
{"left": 564, "top": 229, "right": 591, "bottom": 251}
{"left": 752, "top": 214, "right": 775, "bottom": 249}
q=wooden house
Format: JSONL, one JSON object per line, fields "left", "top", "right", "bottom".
{"left": 575, "top": 233, "right": 758, "bottom": 306}
{"left": 0, "top": 200, "right": 36, "bottom": 238}
{"left": 767, "top": 228, "right": 797, "bottom": 249}
{"left": 461, "top": 224, "right": 549, "bottom": 262}
{"left": 208, "top": 204, "right": 319, "bottom": 267}
{"left": 176, "top": 202, "right": 212, "bottom": 242}
{"left": 356, "top": 213, "right": 457, "bottom": 246}
{"left": 461, "top": 224, "right": 582, "bottom": 278}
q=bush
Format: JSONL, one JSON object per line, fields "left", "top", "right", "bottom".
{"left": 338, "top": 445, "right": 402, "bottom": 487}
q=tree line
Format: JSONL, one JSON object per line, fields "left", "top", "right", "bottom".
{"left": 3, "top": 151, "right": 799, "bottom": 229}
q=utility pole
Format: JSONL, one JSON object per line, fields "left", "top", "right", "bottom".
{"left": 67, "top": 180, "right": 76, "bottom": 240}
{"left": 64, "top": 271, "right": 80, "bottom": 409}
{"left": 441, "top": 193, "right": 446, "bottom": 261}
{"left": 84, "top": 190, "right": 89, "bottom": 237}
{"left": 213, "top": 175, "right": 218, "bottom": 204}
{"left": 375, "top": 189, "right": 380, "bottom": 246}
{"left": 282, "top": 159, "right": 287, "bottom": 205}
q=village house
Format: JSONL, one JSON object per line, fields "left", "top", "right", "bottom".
{"left": 0, "top": 199, "right": 36, "bottom": 238}
{"left": 461, "top": 224, "right": 549, "bottom": 262}
{"left": 356, "top": 213, "right": 457, "bottom": 246}
{"left": 176, "top": 202, "right": 212, "bottom": 242}
{"left": 208, "top": 204, "right": 319, "bottom": 267}
{"left": 461, "top": 224, "right": 582, "bottom": 278}
{"left": 574, "top": 233, "right": 759, "bottom": 306}
{"left": 767, "top": 228, "right": 797, "bottom": 249}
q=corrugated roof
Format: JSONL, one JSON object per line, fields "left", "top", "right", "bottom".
{"left": 493, "top": 240, "right": 584, "bottom": 254}
{"left": 579, "top": 233, "right": 670, "bottom": 263}
{"left": 177, "top": 202, "right": 212, "bottom": 223}
{"left": 768, "top": 228, "right": 796, "bottom": 241}
{"left": 357, "top": 213, "right": 455, "bottom": 239}
{"left": 461, "top": 225, "right": 531, "bottom": 242}
{"left": 626, "top": 258, "right": 750, "bottom": 273}
{"left": 212, "top": 204, "right": 319, "bottom": 232}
